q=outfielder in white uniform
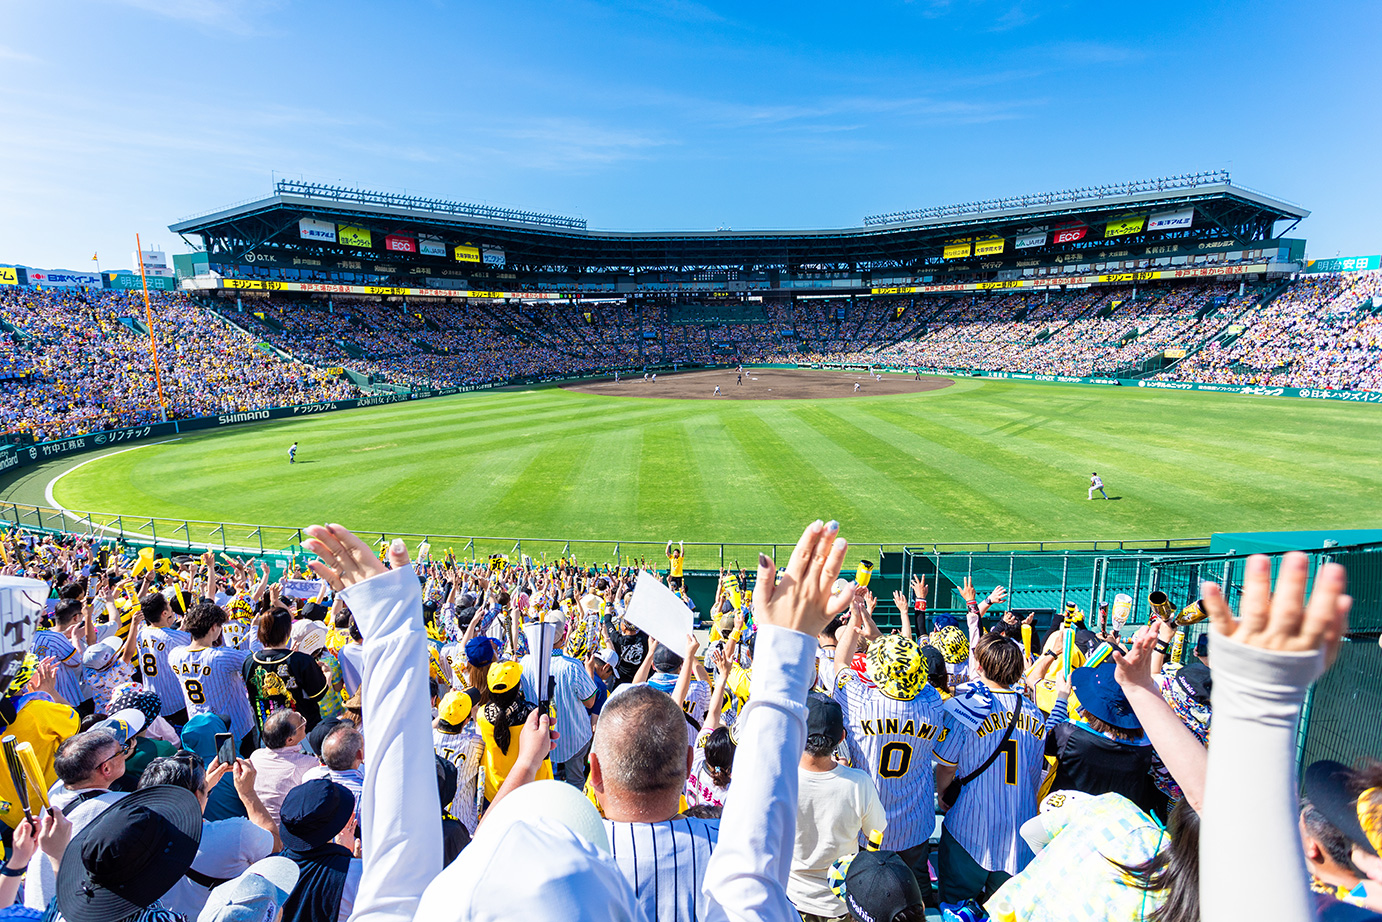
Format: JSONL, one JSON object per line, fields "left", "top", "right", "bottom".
{"left": 168, "top": 602, "right": 255, "bottom": 744}
{"left": 1088, "top": 472, "right": 1108, "bottom": 500}
{"left": 833, "top": 634, "right": 946, "bottom": 900}
{"left": 933, "top": 635, "right": 1048, "bottom": 906}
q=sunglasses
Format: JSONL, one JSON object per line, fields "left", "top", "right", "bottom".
{"left": 98, "top": 739, "right": 138, "bottom": 767}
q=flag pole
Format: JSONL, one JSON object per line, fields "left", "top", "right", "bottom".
{"left": 135, "top": 234, "right": 169, "bottom": 422}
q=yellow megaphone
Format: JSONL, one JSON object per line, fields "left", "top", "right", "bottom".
{"left": 130, "top": 547, "right": 156, "bottom": 577}
{"left": 855, "top": 560, "right": 874, "bottom": 590}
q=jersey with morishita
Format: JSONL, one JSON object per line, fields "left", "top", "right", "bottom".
{"left": 137, "top": 626, "right": 192, "bottom": 717}
{"left": 167, "top": 645, "right": 255, "bottom": 741}
{"left": 832, "top": 669, "right": 947, "bottom": 850}
{"left": 934, "top": 685, "right": 1047, "bottom": 875}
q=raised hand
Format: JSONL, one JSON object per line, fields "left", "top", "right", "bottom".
{"left": 892, "top": 589, "right": 908, "bottom": 614}
{"left": 988, "top": 585, "right": 1008, "bottom": 605}
{"left": 1112, "top": 624, "right": 1159, "bottom": 690}
{"left": 1202, "top": 552, "right": 1350, "bottom": 670}
{"left": 304, "top": 525, "right": 410, "bottom": 592}
{"left": 959, "top": 576, "right": 976, "bottom": 603}
{"left": 751, "top": 520, "right": 852, "bottom": 637}
{"left": 910, "top": 575, "right": 928, "bottom": 600}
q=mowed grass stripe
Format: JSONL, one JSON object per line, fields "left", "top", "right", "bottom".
{"left": 678, "top": 411, "right": 789, "bottom": 553}
{"left": 44, "top": 377, "right": 1382, "bottom": 544}
{"left": 718, "top": 407, "right": 864, "bottom": 530}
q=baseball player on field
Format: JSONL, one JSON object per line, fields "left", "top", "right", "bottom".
{"left": 168, "top": 600, "right": 256, "bottom": 746}
{"left": 833, "top": 626, "right": 947, "bottom": 903}
{"left": 933, "top": 632, "right": 1050, "bottom": 909}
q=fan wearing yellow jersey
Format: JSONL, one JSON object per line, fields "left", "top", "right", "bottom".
{"left": 665, "top": 540, "right": 685, "bottom": 589}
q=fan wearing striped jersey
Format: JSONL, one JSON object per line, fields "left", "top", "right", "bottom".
{"left": 933, "top": 632, "right": 1049, "bottom": 906}
{"left": 832, "top": 621, "right": 947, "bottom": 904}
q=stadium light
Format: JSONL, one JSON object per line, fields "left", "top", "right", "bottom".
{"left": 863, "top": 170, "right": 1232, "bottom": 227}
{"left": 274, "top": 180, "right": 588, "bottom": 230}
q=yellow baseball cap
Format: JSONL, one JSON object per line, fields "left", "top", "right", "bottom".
{"left": 438, "top": 690, "right": 475, "bottom": 727}
{"left": 488, "top": 661, "right": 523, "bottom": 694}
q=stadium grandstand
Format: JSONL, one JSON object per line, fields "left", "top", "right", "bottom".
{"left": 3, "top": 171, "right": 1382, "bottom": 442}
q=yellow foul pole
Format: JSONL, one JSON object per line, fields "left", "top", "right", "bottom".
{"left": 135, "top": 233, "right": 169, "bottom": 422}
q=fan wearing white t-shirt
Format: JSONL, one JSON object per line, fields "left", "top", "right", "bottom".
{"left": 789, "top": 694, "right": 888, "bottom": 921}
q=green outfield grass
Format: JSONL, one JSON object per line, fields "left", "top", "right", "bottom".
{"left": 38, "top": 376, "right": 1382, "bottom": 554}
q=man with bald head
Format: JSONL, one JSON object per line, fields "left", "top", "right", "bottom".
{"left": 591, "top": 684, "right": 719, "bottom": 922}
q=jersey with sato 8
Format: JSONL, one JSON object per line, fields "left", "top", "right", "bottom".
{"left": 136, "top": 626, "right": 192, "bottom": 717}
{"left": 167, "top": 644, "right": 254, "bottom": 740}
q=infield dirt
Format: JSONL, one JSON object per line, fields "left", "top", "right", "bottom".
{"left": 561, "top": 368, "right": 955, "bottom": 400}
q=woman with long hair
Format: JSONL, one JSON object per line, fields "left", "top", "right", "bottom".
{"left": 475, "top": 661, "right": 551, "bottom": 802}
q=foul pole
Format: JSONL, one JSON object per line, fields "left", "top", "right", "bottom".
{"left": 135, "top": 233, "right": 169, "bottom": 422}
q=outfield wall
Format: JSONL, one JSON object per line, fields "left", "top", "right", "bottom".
{"left": 3, "top": 363, "right": 1381, "bottom": 477}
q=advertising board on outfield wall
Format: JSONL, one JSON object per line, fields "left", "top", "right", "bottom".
{"left": 0, "top": 268, "right": 17, "bottom": 286}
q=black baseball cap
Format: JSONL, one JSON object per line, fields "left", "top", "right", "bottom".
{"left": 843, "top": 850, "right": 923, "bottom": 922}
{"left": 806, "top": 694, "right": 844, "bottom": 742}
{"left": 1175, "top": 663, "right": 1213, "bottom": 707}
{"left": 280, "top": 779, "right": 355, "bottom": 852}
{"left": 56, "top": 784, "right": 203, "bottom": 922}
{"left": 1305, "top": 760, "right": 1377, "bottom": 857}
{"left": 653, "top": 645, "right": 684, "bottom": 674}
{"left": 308, "top": 717, "right": 348, "bottom": 758}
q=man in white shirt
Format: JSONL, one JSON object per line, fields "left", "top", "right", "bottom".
{"left": 790, "top": 695, "right": 888, "bottom": 921}
{"left": 591, "top": 683, "right": 720, "bottom": 922}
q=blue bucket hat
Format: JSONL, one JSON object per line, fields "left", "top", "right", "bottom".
{"left": 1071, "top": 662, "right": 1141, "bottom": 731}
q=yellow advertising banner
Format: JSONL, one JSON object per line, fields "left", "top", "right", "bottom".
{"left": 364, "top": 286, "right": 408, "bottom": 295}
{"left": 338, "top": 225, "right": 373, "bottom": 248}
{"left": 1163, "top": 348, "right": 1187, "bottom": 359}
{"left": 1104, "top": 215, "right": 1147, "bottom": 238}
{"left": 224, "top": 279, "right": 264, "bottom": 289}
{"left": 454, "top": 245, "right": 481, "bottom": 263}
{"left": 973, "top": 236, "right": 1006, "bottom": 257}
{"left": 943, "top": 241, "right": 972, "bottom": 260}
{"left": 1096, "top": 272, "right": 1156, "bottom": 283}
{"left": 0, "top": 267, "right": 17, "bottom": 286}
{"left": 974, "top": 280, "right": 1025, "bottom": 290}
{"left": 326, "top": 367, "right": 345, "bottom": 375}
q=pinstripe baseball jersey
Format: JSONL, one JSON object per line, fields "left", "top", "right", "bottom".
{"left": 167, "top": 644, "right": 255, "bottom": 741}
{"left": 433, "top": 726, "right": 483, "bottom": 833}
{"left": 832, "top": 669, "right": 946, "bottom": 850}
{"left": 220, "top": 620, "right": 253, "bottom": 651}
{"left": 605, "top": 816, "right": 720, "bottom": 922}
{"left": 31, "top": 630, "right": 84, "bottom": 706}
{"left": 934, "top": 684, "right": 1048, "bottom": 874}
{"left": 519, "top": 651, "right": 597, "bottom": 762}
{"left": 137, "top": 626, "right": 192, "bottom": 717}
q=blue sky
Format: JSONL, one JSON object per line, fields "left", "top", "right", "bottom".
{"left": 2, "top": 0, "right": 1379, "bottom": 270}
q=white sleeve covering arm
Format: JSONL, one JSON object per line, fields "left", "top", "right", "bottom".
{"left": 1200, "top": 632, "right": 1322, "bottom": 922}
{"left": 704, "top": 624, "right": 816, "bottom": 922}
{"left": 340, "top": 565, "right": 443, "bottom": 922}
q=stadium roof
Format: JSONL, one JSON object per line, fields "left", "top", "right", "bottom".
{"left": 170, "top": 172, "right": 1308, "bottom": 272}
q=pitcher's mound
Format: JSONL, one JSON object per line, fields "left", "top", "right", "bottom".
{"left": 562, "top": 368, "right": 955, "bottom": 400}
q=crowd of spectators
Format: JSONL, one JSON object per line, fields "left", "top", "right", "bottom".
{"left": 0, "top": 288, "right": 356, "bottom": 442}
{"left": 0, "top": 521, "right": 1374, "bottom": 922}
{"left": 1159, "top": 272, "right": 1382, "bottom": 391}
{"left": 5, "top": 272, "right": 1381, "bottom": 445}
